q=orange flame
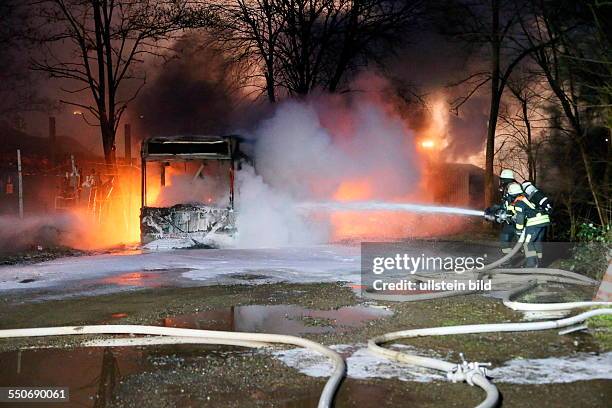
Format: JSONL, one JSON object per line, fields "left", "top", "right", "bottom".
{"left": 325, "top": 95, "right": 470, "bottom": 242}
{"left": 333, "top": 179, "right": 373, "bottom": 201}
{"left": 63, "top": 166, "right": 141, "bottom": 250}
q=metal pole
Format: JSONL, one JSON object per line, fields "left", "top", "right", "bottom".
{"left": 49, "top": 117, "right": 56, "bottom": 163}
{"left": 124, "top": 124, "right": 132, "bottom": 164}
{"left": 141, "top": 157, "right": 146, "bottom": 208}
{"left": 17, "top": 149, "right": 23, "bottom": 218}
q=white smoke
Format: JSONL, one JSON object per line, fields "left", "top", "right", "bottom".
{"left": 232, "top": 97, "right": 424, "bottom": 247}
{"left": 0, "top": 214, "right": 81, "bottom": 253}
{"left": 253, "top": 99, "right": 421, "bottom": 200}
{"left": 154, "top": 172, "right": 230, "bottom": 207}
{"left": 0, "top": 213, "right": 103, "bottom": 254}
{"left": 234, "top": 166, "right": 327, "bottom": 248}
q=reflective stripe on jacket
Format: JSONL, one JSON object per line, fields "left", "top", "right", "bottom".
{"left": 512, "top": 195, "right": 550, "bottom": 231}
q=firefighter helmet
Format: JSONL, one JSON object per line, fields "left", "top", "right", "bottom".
{"left": 500, "top": 169, "right": 515, "bottom": 181}
{"left": 507, "top": 182, "right": 523, "bottom": 196}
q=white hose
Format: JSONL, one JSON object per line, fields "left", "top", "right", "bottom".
{"left": 365, "top": 231, "right": 610, "bottom": 408}
{"left": 2, "top": 228, "right": 606, "bottom": 408}
{"left": 361, "top": 232, "right": 527, "bottom": 302}
{"left": 362, "top": 232, "right": 600, "bottom": 303}
{"left": 368, "top": 308, "right": 612, "bottom": 408}
{"left": 82, "top": 336, "right": 273, "bottom": 349}
{"left": 502, "top": 282, "right": 612, "bottom": 311}
{"left": 0, "top": 325, "right": 345, "bottom": 408}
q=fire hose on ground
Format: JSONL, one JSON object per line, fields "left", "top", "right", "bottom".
{"left": 362, "top": 231, "right": 601, "bottom": 303}
{"left": 501, "top": 281, "right": 612, "bottom": 312}
{"left": 368, "top": 308, "right": 612, "bottom": 408}
{"left": 0, "top": 325, "right": 345, "bottom": 408}
{"left": 0, "top": 232, "right": 610, "bottom": 407}
{"left": 364, "top": 232, "right": 612, "bottom": 408}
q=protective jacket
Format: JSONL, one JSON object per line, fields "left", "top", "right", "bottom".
{"left": 485, "top": 186, "right": 515, "bottom": 224}
{"left": 511, "top": 195, "right": 551, "bottom": 234}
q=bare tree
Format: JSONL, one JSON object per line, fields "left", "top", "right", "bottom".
{"left": 444, "top": 0, "right": 555, "bottom": 206}
{"left": 516, "top": 0, "right": 610, "bottom": 225}
{"left": 209, "top": 0, "right": 423, "bottom": 101}
{"left": 496, "top": 69, "right": 550, "bottom": 182}
{"left": 274, "top": 0, "right": 343, "bottom": 95}
{"left": 277, "top": 0, "right": 422, "bottom": 94}
{"left": 29, "top": 0, "right": 202, "bottom": 164}
{"left": 210, "top": 0, "right": 284, "bottom": 102}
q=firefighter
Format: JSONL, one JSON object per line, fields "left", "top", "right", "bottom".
{"left": 507, "top": 182, "right": 551, "bottom": 267}
{"left": 484, "top": 169, "right": 518, "bottom": 255}
{"left": 520, "top": 181, "right": 552, "bottom": 263}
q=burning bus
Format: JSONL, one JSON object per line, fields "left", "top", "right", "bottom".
{"left": 140, "top": 135, "right": 248, "bottom": 245}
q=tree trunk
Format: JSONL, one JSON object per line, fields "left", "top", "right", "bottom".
{"left": 485, "top": 0, "right": 501, "bottom": 207}
{"left": 535, "top": 47, "right": 608, "bottom": 225}
{"left": 577, "top": 134, "right": 607, "bottom": 225}
{"left": 568, "top": 199, "right": 576, "bottom": 240}
{"left": 101, "top": 121, "right": 116, "bottom": 166}
{"left": 522, "top": 97, "right": 535, "bottom": 181}
{"left": 265, "top": 69, "right": 276, "bottom": 103}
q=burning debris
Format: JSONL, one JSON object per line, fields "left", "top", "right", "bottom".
{"left": 140, "top": 135, "right": 248, "bottom": 245}
{"left": 140, "top": 204, "right": 235, "bottom": 245}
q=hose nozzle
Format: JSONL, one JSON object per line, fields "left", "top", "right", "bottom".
{"left": 447, "top": 353, "right": 492, "bottom": 385}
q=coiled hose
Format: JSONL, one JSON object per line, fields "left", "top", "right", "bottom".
{"left": 368, "top": 309, "right": 612, "bottom": 408}
{"left": 365, "top": 232, "right": 611, "bottom": 408}
{"left": 362, "top": 231, "right": 601, "bottom": 302}
{"left": 1, "top": 233, "right": 608, "bottom": 408}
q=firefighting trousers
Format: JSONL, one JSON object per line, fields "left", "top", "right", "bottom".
{"left": 500, "top": 223, "right": 516, "bottom": 254}
{"left": 522, "top": 225, "right": 546, "bottom": 267}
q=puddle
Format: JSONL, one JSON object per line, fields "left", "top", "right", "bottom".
{"left": 0, "top": 344, "right": 248, "bottom": 408}
{"left": 162, "top": 304, "right": 393, "bottom": 335}
{"left": 12, "top": 269, "right": 198, "bottom": 303}
{"left": 0, "top": 347, "right": 151, "bottom": 408}
{"left": 511, "top": 284, "right": 599, "bottom": 321}
{"left": 98, "top": 268, "right": 194, "bottom": 288}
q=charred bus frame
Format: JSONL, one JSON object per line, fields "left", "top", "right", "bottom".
{"left": 140, "top": 135, "right": 244, "bottom": 244}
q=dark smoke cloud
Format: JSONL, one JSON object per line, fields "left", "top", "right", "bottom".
{"left": 132, "top": 34, "right": 247, "bottom": 138}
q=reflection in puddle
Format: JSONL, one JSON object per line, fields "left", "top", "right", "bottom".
{"left": 0, "top": 305, "right": 392, "bottom": 407}
{"left": 162, "top": 304, "right": 392, "bottom": 335}
{"left": 22, "top": 269, "right": 197, "bottom": 303}
{"left": 94, "top": 268, "right": 193, "bottom": 288}
{"left": 100, "top": 272, "right": 164, "bottom": 287}
{"left": 0, "top": 347, "right": 150, "bottom": 408}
